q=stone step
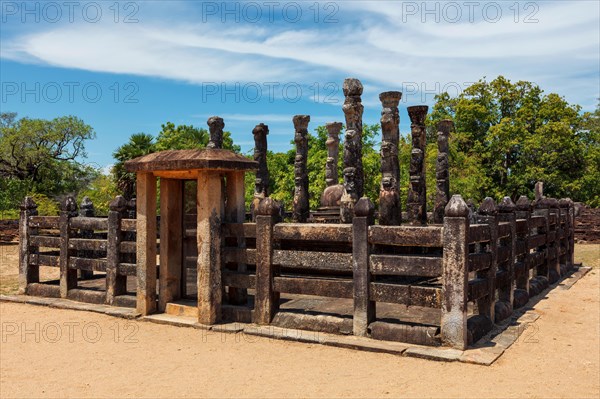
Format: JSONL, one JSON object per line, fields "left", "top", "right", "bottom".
{"left": 165, "top": 300, "right": 198, "bottom": 318}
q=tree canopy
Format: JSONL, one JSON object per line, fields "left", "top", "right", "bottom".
{"left": 2, "top": 75, "right": 598, "bottom": 219}
{"left": 0, "top": 113, "right": 97, "bottom": 215}
{"left": 112, "top": 122, "right": 241, "bottom": 199}
{"left": 427, "top": 76, "right": 599, "bottom": 205}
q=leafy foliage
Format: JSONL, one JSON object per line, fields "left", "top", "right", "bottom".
{"left": 77, "top": 173, "right": 119, "bottom": 216}
{"left": 112, "top": 122, "right": 241, "bottom": 199}
{"left": 0, "top": 112, "right": 97, "bottom": 217}
{"left": 0, "top": 112, "right": 96, "bottom": 196}
{"left": 427, "top": 76, "right": 597, "bottom": 203}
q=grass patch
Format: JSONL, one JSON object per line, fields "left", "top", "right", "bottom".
{"left": 575, "top": 244, "right": 600, "bottom": 268}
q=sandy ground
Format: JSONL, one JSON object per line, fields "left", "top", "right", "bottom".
{"left": 0, "top": 245, "right": 599, "bottom": 398}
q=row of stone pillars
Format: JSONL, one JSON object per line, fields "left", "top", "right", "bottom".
{"left": 248, "top": 78, "right": 454, "bottom": 224}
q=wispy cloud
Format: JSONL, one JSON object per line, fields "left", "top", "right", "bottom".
{"left": 1, "top": 1, "right": 598, "bottom": 108}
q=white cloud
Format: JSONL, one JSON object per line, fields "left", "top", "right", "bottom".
{"left": 1, "top": 0, "right": 598, "bottom": 109}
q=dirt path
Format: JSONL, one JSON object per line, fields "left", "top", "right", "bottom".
{"left": 1, "top": 269, "right": 598, "bottom": 398}
{"left": 1, "top": 244, "right": 598, "bottom": 398}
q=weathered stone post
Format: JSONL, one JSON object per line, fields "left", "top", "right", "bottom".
{"left": 136, "top": 172, "right": 157, "bottom": 316}
{"left": 407, "top": 105, "right": 429, "bottom": 225}
{"left": 197, "top": 170, "right": 223, "bottom": 325}
{"left": 559, "top": 198, "right": 571, "bottom": 274}
{"left": 251, "top": 123, "right": 269, "bottom": 221}
{"left": 225, "top": 168, "right": 249, "bottom": 305}
{"left": 292, "top": 115, "right": 310, "bottom": 223}
{"left": 18, "top": 196, "right": 38, "bottom": 294}
{"left": 497, "top": 196, "right": 516, "bottom": 322}
{"left": 207, "top": 116, "right": 224, "bottom": 149}
{"left": 59, "top": 196, "right": 78, "bottom": 298}
{"left": 106, "top": 195, "right": 127, "bottom": 305}
{"left": 441, "top": 195, "right": 470, "bottom": 350}
{"left": 78, "top": 197, "right": 95, "bottom": 280}
{"left": 159, "top": 179, "right": 183, "bottom": 312}
{"left": 534, "top": 181, "right": 544, "bottom": 201}
{"left": 566, "top": 198, "right": 575, "bottom": 269}
{"left": 475, "top": 197, "right": 498, "bottom": 323}
{"left": 340, "top": 78, "right": 364, "bottom": 222}
{"left": 514, "top": 195, "right": 531, "bottom": 304}
{"left": 533, "top": 198, "right": 550, "bottom": 280}
{"left": 378, "top": 91, "right": 402, "bottom": 226}
{"left": 352, "top": 197, "right": 375, "bottom": 336}
{"left": 340, "top": 167, "right": 357, "bottom": 223}
{"left": 325, "top": 122, "right": 342, "bottom": 187}
{"left": 547, "top": 198, "right": 561, "bottom": 283}
{"left": 434, "top": 120, "right": 452, "bottom": 224}
{"left": 254, "top": 198, "right": 281, "bottom": 324}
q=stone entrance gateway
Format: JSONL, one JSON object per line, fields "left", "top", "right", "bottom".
{"left": 124, "top": 147, "right": 257, "bottom": 324}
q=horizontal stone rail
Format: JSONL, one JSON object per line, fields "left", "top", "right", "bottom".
{"left": 19, "top": 195, "right": 139, "bottom": 307}
{"left": 18, "top": 192, "right": 576, "bottom": 350}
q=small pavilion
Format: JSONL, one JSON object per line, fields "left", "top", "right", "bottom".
{"left": 125, "top": 148, "right": 257, "bottom": 324}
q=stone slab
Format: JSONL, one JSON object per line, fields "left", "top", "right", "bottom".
{"left": 0, "top": 294, "right": 140, "bottom": 319}
{"left": 404, "top": 346, "right": 463, "bottom": 362}
{"left": 559, "top": 266, "right": 591, "bottom": 290}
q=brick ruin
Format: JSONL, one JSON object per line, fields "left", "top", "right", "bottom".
{"left": 17, "top": 78, "right": 579, "bottom": 351}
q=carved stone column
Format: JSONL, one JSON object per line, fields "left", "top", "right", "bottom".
{"left": 292, "top": 115, "right": 310, "bottom": 222}
{"left": 341, "top": 78, "right": 364, "bottom": 222}
{"left": 434, "top": 119, "right": 453, "bottom": 224}
{"left": 207, "top": 116, "right": 224, "bottom": 149}
{"left": 378, "top": 91, "right": 402, "bottom": 225}
{"left": 251, "top": 123, "right": 269, "bottom": 220}
{"left": 407, "top": 105, "right": 429, "bottom": 225}
{"left": 325, "top": 122, "right": 342, "bottom": 187}
{"left": 534, "top": 181, "right": 544, "bottom": 201}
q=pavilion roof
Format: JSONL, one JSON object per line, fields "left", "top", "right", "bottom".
{"left": 125, "top": 149, "right": 257, "bottom": 172}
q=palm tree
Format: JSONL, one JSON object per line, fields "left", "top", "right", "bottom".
{"left": 112, "top": 133, "right": 155, "bottom": 200}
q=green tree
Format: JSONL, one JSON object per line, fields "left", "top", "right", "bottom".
{"left": 113, "top": 122, "right": 241, "bottom": 199}
{"left": 428, "top": 76, "right": 592, "bottom": 203}
{"left": 77, "top": 172, "right": 119, "bottom": 216}
{"left": 0, "top": 113, "right": 95, "bottom": 195}
{"left": 155, "top": 122, "right": 240, "bottom": 152}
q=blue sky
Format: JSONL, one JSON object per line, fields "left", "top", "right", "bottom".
{"left": 1, "top": 0, "right": 599, "bottom": 170}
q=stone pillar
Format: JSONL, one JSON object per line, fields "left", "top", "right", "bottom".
{"left": 197, "top": 170, "right": 223, "bottom": 325}
{"left": 547, "top": 198, "right": 561, "bottom": 282}
{"left": 352, "top": 197, "right": 375, "bottom": 336}
{"left": 197, "top": 170, "right": 224, "bottom": 324}
{"left": 207, "top": 116, "right": 224, "bottom": 149}
{"left": 59, "top": 196, "right": 78, "bottom": 298}
{"left": 254, "top": 198, "right": 281, "bottom": 324}
{"left": 434, "top": 120, "right": 452, "bottom": 224}
{"left": 441, "top": 195, "right": 470, "bottom": 350}
{"left": 378, "top": 91, "right": 402, "bottom": 226}
{"left": 325, "top": 122, "right": 342, "bottom": 187}
{"left": 225, "top": 170, "right": 248, "bottom": 305}
{"left": 534, "top": 181, "right": 544, "bottom": 201}
{"left": 292, "top": 115, "right": 310, "bottom": 223}
{"left": 533, "top": 198, "right": 550, "bottom": 280}
{"left": 106, "top": 195, "right": 127, "bottom": 305}
{"left": 341, "top": 78, "right": 364, "bottom": 222}
{"left": 159, "top": 179, "right": 183, "bottom": 312}
{"left": 566, "top": 198, "right": 575, "bottom": 269}
{"left": 19, "top": 196, "right": 38, "bottom": 294}
{"left": 475, "top": 197, "right": 498, "bottom": 323}
{"left": 407, "top": 105, "right": 429, "bottom": 225}
{"left": 251, "top": 123, "right": 269, "bottom": 221}
{"left": 497, "top": 196, "right": 516, "bottom": 322}
{"left": 78, "top": 197, "right": 95, "bottom": 279}
{"left": 340, "top": 167, "right": 357, "bottom": 223}
{"left": 515, "top": 195, "right": 531, "bottom": 295}
{"left": 136, "top": 172, "right": 157, "bottom": 315}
